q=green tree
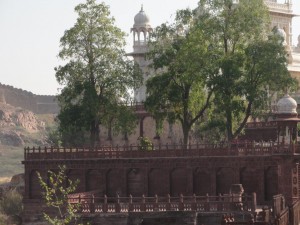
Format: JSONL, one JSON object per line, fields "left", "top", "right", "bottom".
{"left": 55, "top": 0, "right": 142, "bottom": 147}
{"left": 0, "top": 189, "right": 23, "bottom": 225}
{"left": 145, "top": 9, "right": 217, "bottom": 147}
{"left": 37, "top": 165, "right": 81, "bottom": 225}
{"left": 194, "top": 0, "right": 295, "bottom": 141}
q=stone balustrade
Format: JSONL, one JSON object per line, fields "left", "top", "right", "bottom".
{"left": 265, "top": 1, "right": 292, "bottom": 12}
{"left": 24, "top": 142, "right": 298, "bottom": 160}
{"left": 67, "top": 193, "right": 256, "bottom": 214}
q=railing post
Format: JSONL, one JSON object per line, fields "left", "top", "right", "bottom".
{"left": 218, "top": 193, "right": 223, "bottom": 211}
{"left": 154, "top": 194, "right": 158, "bottom": 211}
{"left": 104, "top": 195, "right": 108, "bottom": 213}
{"left": 90, "top": 194, "right": 95, "bottom": 213}
{"left": 252, "top": 193, "right": 257, "bottom": 213}
{"left": 141, "top": 194, "right": 146, "bottom": 211}
{"left": 192, "top": 194, "right": 197, "bottom": 211}
{"left": 129, "top": 194, "right": 133, "bottom": 212}
{"left": 167, "top": 194, "right": 171, "bottom": 211}
{"left": 115, "top": 194, "right": 120, "bottom": 213}
{"left": 205, "top": 193, "right": 210, "bottom": 211}
{"left": 179, "top": 194, "right": 184, "bottom": 211}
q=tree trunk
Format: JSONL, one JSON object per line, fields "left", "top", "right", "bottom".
{"left": 90, "top": 120, "right": 100, "bottom": 147}
{"left": 182, "top": 124, "right": 190, "bottom": 150}
{"left": 225, "top": 108, "right": 233, "bottom": 142}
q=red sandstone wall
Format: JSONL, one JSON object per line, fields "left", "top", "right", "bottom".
{"left": 0, "top": 83, "right": 59, "bottom": 114}
{"left": 24, "top": 156, "right": 285, "bottom": 203}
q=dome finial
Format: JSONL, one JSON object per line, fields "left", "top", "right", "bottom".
{"left": 141, "top": 4, "right": 144, "bottom": 12}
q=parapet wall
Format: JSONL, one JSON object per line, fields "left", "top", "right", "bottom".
{"left": 0, "top": 83, "right": 59, "bottom": 114}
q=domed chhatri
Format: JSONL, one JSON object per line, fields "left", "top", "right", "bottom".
{"left": 133, "top": 5, "right": 151, "bottom": 29}
{"left": 277, "top": 94, "right": 298, "bottom": 115}
{"left": 275, "top": 27, "right": 287, "bottom": 46}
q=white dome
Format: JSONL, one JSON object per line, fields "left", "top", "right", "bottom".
{"left": 275, "top": 28, "right": 287, "bottom": 45}
{"left": 134, "top": 6, "right": 151, "bottom": 29}
{"left": 277, "top": 94, "right": 298, "bottom": 115}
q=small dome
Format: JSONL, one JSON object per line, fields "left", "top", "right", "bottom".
{"left": 277, "top": 94, "right": 298, "bottom": 115}
{"left": 275, "top": 28, "right": 287, "bottom": 45}
{"left": 134, "top": 6, "right": 151, "bottom": 29}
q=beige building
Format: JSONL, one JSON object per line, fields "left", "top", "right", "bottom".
{"left": 265, "top": 0, "right": 300, "bottom": 93}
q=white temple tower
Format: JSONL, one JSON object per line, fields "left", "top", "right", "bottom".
{"left": 264, "top": 0, "right": 295, "bottom": 63}
{"left": 128, "top": 6, "right": 153, "bottom": 102}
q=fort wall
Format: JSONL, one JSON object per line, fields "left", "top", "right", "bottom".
{"left": 0, "top": 83, "right": 59, "bottom": 114}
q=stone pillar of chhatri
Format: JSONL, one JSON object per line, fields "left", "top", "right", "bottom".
{"left": 127, "top": 6, "right": 153, "bottom": 103}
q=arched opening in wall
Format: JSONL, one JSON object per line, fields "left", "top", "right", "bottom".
{"left": 264, "top": 167, "right": 278, "bottom": 201}
{"left": 139, "top": 30, "right": 146, "bottom": 45}
{"left": 29, "top": 170, "right": 43, "bottom": 199}
{"left": 86, "top": 170, "right": 104, "bottom": 192}
{"left": 148, "top": 168, "right": 169, "bottom": 196}
{"left": 170, "top": 168, "right": 187, "bottom": 196}
{"left": 240, "top": 167, "right": 261, "bottom": 198}
{"left": 193, "top": 168, "right": 211, "bottom": 195}
{"left": 106, "top": 169, "right": 123, "bottom": 197}
{"left": 127, "top": 169, "right": 144, "bottom": 197}
{"left": 216, "top": 168, "right": 234, "bottom": 195}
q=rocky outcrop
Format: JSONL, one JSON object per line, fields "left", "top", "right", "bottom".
{"left": 0, "top": 102, "right": 50, "bottom": 147}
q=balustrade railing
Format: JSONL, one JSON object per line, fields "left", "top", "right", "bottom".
{"left": 67, "top": 193, "right": 256, "bottom": 214}
{"left": 265, "top": 1, "right": 292, "bottom": 12}
{"left": 24, "top": 142, "right": 298, "bottom": 160}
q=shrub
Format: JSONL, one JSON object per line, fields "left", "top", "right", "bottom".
{"left": 0, "top": 189, "right": 23, "bottom": 217}
{"left": 138, "top": 137, "right": 154, "bottom": 151}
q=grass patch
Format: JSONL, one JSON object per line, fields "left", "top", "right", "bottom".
{"left": 0, "top": 146, "right": 24, "bottom": 178}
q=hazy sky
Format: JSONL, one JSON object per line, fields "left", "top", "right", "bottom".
{"left": 0, "top": 0, "right": 299, "bottom": 95}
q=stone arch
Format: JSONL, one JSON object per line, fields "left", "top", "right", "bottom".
{"left": 29, "top": 170, "right": 43, "bottom": 199}
{"left": 86, "top": 170, "right": 104, "bottom": 192}
{"left": 148, "top": 168, "right": 169, "bottom": 196}
{"left": 106, "top": 169, "right": 123, "bottom": 197}
{"left": 216, "top": 167, "right": 234, "bottom": 195}
{"left": 193, "top": 168, "right": 211, "bottom": 195}
{"left": 127, "top": 169, "right": 144, "bottom": 197}
{"left": 170, "top": 168, "right": 188, "bottom": 196}
{"left": 264, "top": 167, "right": 278, "bottom": 201}
{"left": 240, "top": 167, "right": 260, "bottom": 195}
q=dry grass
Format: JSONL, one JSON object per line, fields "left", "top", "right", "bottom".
{"left": 0, "top": 146, "right": 24, "bottom": 178}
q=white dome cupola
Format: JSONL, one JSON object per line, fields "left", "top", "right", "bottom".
{"left": 131, "top": 5, "right": 153, "bottom": 51}
{"left": 129, "top": 5, "right": 153, "bottom": 102}
{"left": 134, "top": 6, "right": 151, "bottom": 29}
{"left": 275, "top": 27, "right": 287, "bottom": 46}
{"left": 277, "top": 94, "right": 298, "bottom": 115}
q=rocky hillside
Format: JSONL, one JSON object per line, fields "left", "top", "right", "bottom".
{"left": 0, "top": 102, "right": 52, "bottom": 147}
{"left": 0, "top": 102, "right": 55, "bottom": 177}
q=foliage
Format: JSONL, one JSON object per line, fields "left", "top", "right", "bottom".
{"left": 145, "top": 8, "right": 217, "bottom": 147}
{"left": 37, "top": 165, "right": 82, "bottom": 225}
{"left": 138, "top": 137, "right": 154, "bottom": 151}
{"left": 46, "top": 121, "right": 62, "bottom": 147}
{"left": 55, "top": 0, "right": 142, "bottom": 147}
{"left": 0, "top": 189, "right": 23, "bottom": 224}
{"left": 111, "top": 104, "right": 138, "bottom": 140}
{"left": 193, "top": 0, "right": 295, "bottom": 141}
{"left": 0, "top": 213, "right": 9, "bottom": 225}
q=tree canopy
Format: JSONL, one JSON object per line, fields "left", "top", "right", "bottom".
{"left": 145, "top": 9, "right": 218, "bottom": 147}
{"left": 145, "top": 0, "right": 295, "bottom": 144}
{"left": 55, "top": 0, "right": 142, "bottom": 146}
